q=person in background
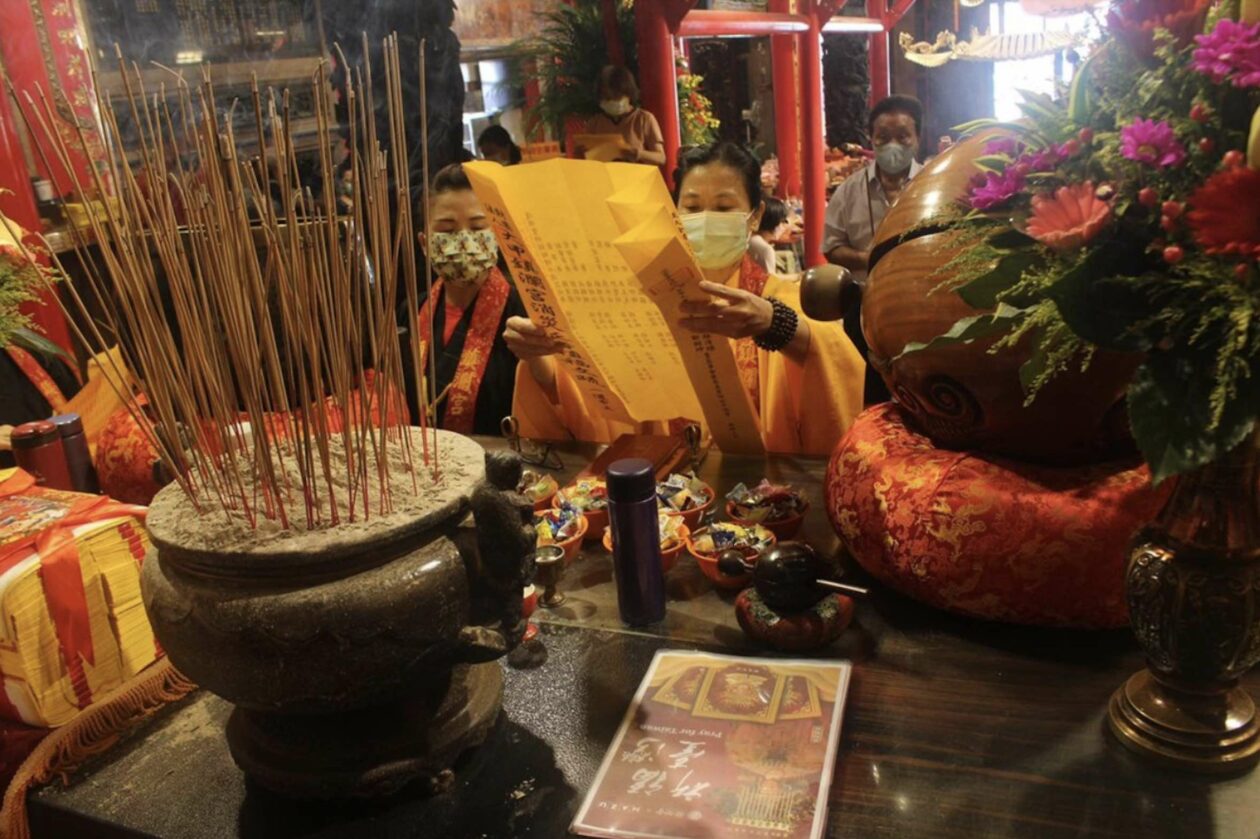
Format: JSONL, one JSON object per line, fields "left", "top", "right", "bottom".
{"left": 749, "top": 196, "right": 786, "bottom": 275}
{"left": 579, "top": 66, "right": 667, "bottom": 166}
{"left": 504, "top": 141, "right": 864, "bottom": 456}
{"left": 478, "top": 125, "right": 522, "bottom": 166}
{"left": 822, "top": 94, "right": 924, "bottom": 404}
{"left": 399, "top": 163, "right": 526, "bottom": 435}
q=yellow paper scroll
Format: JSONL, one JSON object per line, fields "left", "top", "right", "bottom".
{"left": 573, "top": 133, "right": 631, "bottom": 162}
{"left": 611, "top": 205, "right": 765, "bottom": 454}
{"left": 464, "top": 159, "right": 763, "bottom": 453}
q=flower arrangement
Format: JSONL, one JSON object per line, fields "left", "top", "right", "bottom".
{"left": 678, "top": 58, "right": 720, "bottom": 147}
{"left": 518, "top": 0, "right": 637, "bottom": 139}
{"left": 903, "top": 0, "right": 1260, "bottom": 482}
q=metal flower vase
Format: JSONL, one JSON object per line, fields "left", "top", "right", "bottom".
{"left": 1108, "top": 432, "right": 1260, "bottom": 773}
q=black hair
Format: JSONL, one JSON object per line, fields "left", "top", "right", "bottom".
{"left": 430, "top": 162, "right": 472, "bottom": 195}
{"left": 758, "top": 196, "right": 786, "bottom": 234}
{"left": 414, "top": 162, "right": 473, "bottom": 220}
{"left": 477, "top": 125, "right": 522, "bottom": 164}
{"left": 868, "top": 95, "right": 923, "bottom": 138}
{"left": 598, "top": 65, "right": 640, "bottom": 103}
{"left": 673, "top": 141, "right": 763, "bottom": 209}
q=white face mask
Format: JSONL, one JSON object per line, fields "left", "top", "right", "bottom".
{"left": 600, "top": 97, "right": 632, "bottom": 118}
{"left": 681, "top": 211, "right": 752, "bottom": 271}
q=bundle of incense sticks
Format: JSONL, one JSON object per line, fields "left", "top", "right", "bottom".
{"left": 6, "top": 35, "right": 442, "bottom": 531}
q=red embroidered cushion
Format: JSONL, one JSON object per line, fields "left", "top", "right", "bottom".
{"left": 95, "top": 406, "right": 162, "bottom": 506}
{"left": 824, "top": 404, "right": 1171, "bottom": 628}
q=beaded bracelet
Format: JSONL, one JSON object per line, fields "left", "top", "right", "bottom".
{"left": 753, "top": 297, "right": 798, "bottom": 352}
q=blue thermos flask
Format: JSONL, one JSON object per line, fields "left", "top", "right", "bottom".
{"left": 606, "top": 458, "right": 666, "bottom": 626}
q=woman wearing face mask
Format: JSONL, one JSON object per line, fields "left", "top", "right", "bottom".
{"left": 504, "top": 142, "right": 865, "bottom": 455}
{"left": 398, "top": 163, "right": 527, "bottom": 435}
{"left": 578, "top": 65, "right": 667, "bottom": 167}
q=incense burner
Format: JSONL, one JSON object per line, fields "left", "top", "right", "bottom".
{"left": 141, "top": 431, "right": 535, "bottom": 798}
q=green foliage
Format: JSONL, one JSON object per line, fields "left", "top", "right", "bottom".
{"left": 516, "top": 0, "right": 637, "bottom": 142}
{"left": 0, "top": 254, "right": 49, "bottom": 349}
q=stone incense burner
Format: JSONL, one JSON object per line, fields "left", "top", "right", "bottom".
{"left": 141, "top": 431, "right": 534, "bottom": 798}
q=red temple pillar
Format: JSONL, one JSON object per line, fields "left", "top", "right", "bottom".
{"left": 0, "top": 0, "right": 104, "bottom": 198}
{"left": 0, "top": 0, "right": 105, "bottom": 355}
{"left": 635, "top": 0, "right": 685, "bottom": 185}
{"left": 601, "top": 0, "right": 625, "bottom": 67}
{"left": 800, "top": 1, "right": 830, "bottom": 267}
{"left": 867, "top": 0, "right": 891, "bottom": 104}
{"left": 769, "top": 0, "right": 802, "bottom": 199}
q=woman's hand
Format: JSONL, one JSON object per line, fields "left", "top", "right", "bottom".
{"left": 505, "top": 317, "right": 561, "bottom": 401}
{"left": 677, "top": 281, "right": 775, "bottom": 341}
{"left": 503, "top": 316, "right": 561, "bottom": 360}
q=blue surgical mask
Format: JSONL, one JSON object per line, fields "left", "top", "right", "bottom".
{"left": 681, "top": 211, "right": 752, "bottom": 271}
{"left": 875, "top": 141, "right": 914, "bottom": 175}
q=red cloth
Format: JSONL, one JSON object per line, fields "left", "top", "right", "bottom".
{"left": 442, "top": 300, "right": 465, "bottom": 345}
{"left": 0, "top": 721, "right": 46, "bottom": 792}
{"left": 95, "top": 375, "right": 409, "bottom": 506}
{"left": 824, "top": 404, "right": 1172, "bottom": 628}
{"left": 96, "top": 407, "right": 162, "bottom": 506}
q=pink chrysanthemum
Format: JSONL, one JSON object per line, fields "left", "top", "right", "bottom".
{"left": 967, "top": 169, "right": 1027, "bottom": 210}
{"left": 1019, "top": 146, "right": 1063, "bottom": 172}
{"left": 1192, "top": 19, "right": 1260, "bottom": 89}
{"left": 984, "top": 137, "right": 1023, "bottom": 156}
{"left": 1120, "top": 119, "right": 1187, "bottom": 168}
{"left": 1026, "top": 182, "right": 1113, "bottom": 252}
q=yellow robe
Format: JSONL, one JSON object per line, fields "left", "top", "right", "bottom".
{"left": 511, "top": 271, "right": 865, "bottom": 456}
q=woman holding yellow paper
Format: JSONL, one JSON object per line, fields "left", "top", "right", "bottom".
{"left": 504, "top": 141, "right": 865, "bottom": 455}
{"left": 577, "top": 66, "right": 667, "bottom": 167}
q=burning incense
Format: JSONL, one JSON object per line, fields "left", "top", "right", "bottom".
{"left": 10, "top": 37, "right": 441, "bottom": 531}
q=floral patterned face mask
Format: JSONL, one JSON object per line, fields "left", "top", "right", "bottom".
{"left": 428, "top": 228, "right": 498, "bottom": 284}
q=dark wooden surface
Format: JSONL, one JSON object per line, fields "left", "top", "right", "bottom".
{"left": 29, "top": 437, "right": 1260, "bottom": 838}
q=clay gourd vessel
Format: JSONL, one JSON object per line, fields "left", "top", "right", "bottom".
{"left": 864, "top": 130, "right": 1137, "bottom": 464}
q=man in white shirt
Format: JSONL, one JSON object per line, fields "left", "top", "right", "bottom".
{"left": 822, "top": 95, "right": 925, "bottom": 403}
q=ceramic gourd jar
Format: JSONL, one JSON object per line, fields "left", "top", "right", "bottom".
{"left": 862, "top": 131, "right": 1136, "bottom": 464}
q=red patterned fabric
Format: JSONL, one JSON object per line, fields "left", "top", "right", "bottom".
{"left": 825, "top": 404, "right": 1172, "bottom": 628}
{"left": 95, "top": 375, "right": 408, "bottom": 506}
{"left": 95, "top": 406, "right": 161, "bottom": 507}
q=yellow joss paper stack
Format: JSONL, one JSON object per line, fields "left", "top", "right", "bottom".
{"left": 82, "top": 516, "right": 159, "bottom": 678}
{"left": 0, "top": 470, "right": 157, "bottom": 727}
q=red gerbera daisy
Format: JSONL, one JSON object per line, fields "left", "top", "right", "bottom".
{"left": 1186, "top": 167, "right": 1260, "bottom": 257}
{"left": 1026, "top": 182, "right": 1113, "bottom": 252}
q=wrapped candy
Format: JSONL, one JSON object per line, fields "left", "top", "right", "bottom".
{"left": 690, "top": 522, "right": 774, "bottom": 558}
{"left": 517, "top": 469, "right": 559, "bottom": 504}
{"left": 535, "top": 505, "right": 583, "bottom": 546}
{"left": 656, "top": 472, "right": 712, "bottom": 514}
{"left": 556, "top": 478, "right": 608, "bottom": 512}
{"left": 726, "top": 479, "right": 806, "bottom": 523}
{"left": 658, "top": 512, "right": 686, "bottom": 552}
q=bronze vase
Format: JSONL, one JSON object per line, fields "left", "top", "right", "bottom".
{"left": 1108, "top": 432, "right": 1260, "bottom": 773}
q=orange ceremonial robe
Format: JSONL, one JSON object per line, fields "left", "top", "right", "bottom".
{"left": 511, "top": 259, "right": 865, "bottom": 456}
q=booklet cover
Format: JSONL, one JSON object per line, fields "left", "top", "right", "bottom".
{"left": 572, "top": 651, "right": 853, "bottom": 839}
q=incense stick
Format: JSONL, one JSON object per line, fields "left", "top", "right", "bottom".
{"left": 12, "top": 37, "right": 438, "bottom": 530}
